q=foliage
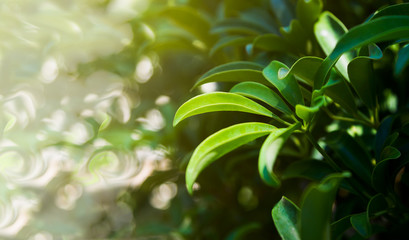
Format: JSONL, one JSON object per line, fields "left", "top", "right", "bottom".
{"left": 172, "top": 0, "right": 409, "bottom": 239}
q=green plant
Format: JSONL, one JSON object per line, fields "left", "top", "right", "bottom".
{"left": 174, "top": 1, "right": 409, "bottom": 239}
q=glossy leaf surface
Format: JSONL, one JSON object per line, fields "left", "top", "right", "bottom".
{"left": 185, "top": 122, "right": 276, "bottom": 194}
{"left": 259, "top": 123, "right": 301, "bottom": 187}
{"left": 193, "top": 62, "right": 268, "bottom": 89}
{"left": 263, "top": 61, "right": 304, "bottom": 106}
{"left": 173, "top": 92, "right": 273, "bottom": 126}
{"left": 300, "top": 172, "right": 350, "bottom": 240}
{"left": 314, "top": 11, "right": 355, "bottom": 81}
{"left": 272, "top": 197, "right": 301, "bottom": 240}
{"left": 230, "top": 82, "right": 293, "bottom": 115}
{"left": 315, "top": 16, "right": 409, "bottom": 89}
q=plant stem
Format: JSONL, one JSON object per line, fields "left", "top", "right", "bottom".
{"left": 305, "top": 131, "right": 341, "bottom": 172}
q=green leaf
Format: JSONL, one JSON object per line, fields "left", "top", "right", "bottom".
{"left": 252, "top": 34, "right": 294, "bottom": 53}
{"left": 173, "top": 92, "right": 273, "bottom": 126}
{"left": 269, "top": 0, "right": 295, "bottom": 27}
{"left": 296, "top": 0, "right": 323, "bottom": 32}
{"left": 282, "top": 159, "right": 334, "bottom": 181}
{"left": 347, "top": 44, "right": 382, "bottom": 109}
{"left": 288, "top": 56, "right": 324, "bottom": 84}
{"left": 193, "top": 62, "right": 268, "bottom": 89}
{"left": 374, "top": 116, "right": 397, "bottom": 161}
{"left": 185, "top": 122, "right": 276, "bottom": 194}
{"left": 315, "top": 16, "right": 409, "bottom": 89}
{"left": 295, "top": 96, "right": 325, "bottom": 123}
{"left": 371, "top": 146, "right": 402, "bottom": 193}
{"left": 367, "top": 193, "right": 388, "bottom": 218}
{"left": 259, "top": 123, "right": 301, "bottom": 187}
{"left": 211, "top": 18, "right": 269, "bottom": 35}
{"left": 370, "top": 3, "right": 409, "bottom": 20}
{"left": 314, "top": 11, "right": 355, "bottom": 81}
{"left": 209, "top": 36, "right": 254, "bottom": 56}
{"left": 263, "top": 61, "right": 304, "bottom": 106}
{"left": 300, "top": 172, "right": 351, "bottom": 240}
{"left": 272, "top": 196, "right": 301, "bottom": 240}
{"left": 326, "top": 131, "right": 373, "bottom": 186}
{"left": 280, "top": 20, "right": 308, "bottom": 53}
{"left": 395, "top": 44, "right": 409, "bottom": 76}
{"left": 230, "top": 82, "right": 293, "bottom": 115}
{"left": 160, "top": 6, "right": 215, "bottom": 45}
{"left": 331, "top": 215, "right": 352, "bottom": 240}
{"left": 224, "top": 222, "right": 261, "bottom": 240}
{"left": 350, "top": 212, "right": 372, "bottom": 238}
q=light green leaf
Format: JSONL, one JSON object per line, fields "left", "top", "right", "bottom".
{"left": 315, "top": 16, "right": 409, "bottom": 89}
{"left": 350, "top": 213, "right": 372, "bottom": 238}
{"left": 230, "top": 82, "right": 293, "bottom": 115}
{"left": 348, "top": 44, "right": 382, "bottom": 109}
{"left": 173, "top": 92, "right": 273, "bottom": 126}
{"left": 300, "top": 172, "right": 351, "bottom": 240}
{"left": 185, "top": 122, "right": 276, "bottom": 194}
{"left": 259, "top": 123, "right": 301, "bottom": 187}
{"left": 272, "top": 196, "right": 301, "bottom": 240}
{"left": 314, "top": 11, "right": 355, "bottom": 81}
{"left": 209, "top": 36, "right": 254, "bottom": 56}
{"left": 395, "top": 44, "right": 409, "bottom": 76}
{"left": 263, "top": 61, "right": 304, "bottom": 106}
{"left": 295, "top": 96, "right": 325, "bottom": 123}
{"left": 193, "top": 61, "right": 268, "bottom": 89}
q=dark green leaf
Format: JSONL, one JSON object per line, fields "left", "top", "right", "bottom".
{"left": 315, "top": 16, "right": 409, "bottom": 89}
{"left": 252, "top": 34, "right": 294, "bottom": 53}
{"left": 326, "top": 131, "right": 373, "bottom": 186}
{"left": 374, "top": 116, "right": 397, "bottom": 161}
{"left": 371, "top": 146, "right": 401, "bottom": 193}
{"left": 272, "top": 196, "right": 301, "bottom": 240}
{"left": 209, "top": 36, "right": 254, "bottom": 56}
{"left": 211, "top": 18, "right": 270, "bottom": 35}
{"left": 185, "top": 122, "right": 276, "bottom": 194}
{"left": 296, "top": 0, "right": 323, "bottom": 32}
{"left": 367, "top": 193, "right": 388, "bottom": 218}
{"left": 331, "top": 215, "right": 352, "bottom": 240}
{"left": 314, "top": 11, "right": 355, "bottom": 81}
{"left": 395, "top": 44, "right": 409, "bottom": 76}
{"left": 193, "top": 62, "right": 268, "bottom": 89}
{"left": 263, "top": 61, "right": 304, "bottom": 106}
{"left": 224, "top": 222, "right": 261, "bottom": 240}
{"left": 280, "top": 20, "right": 308, "bottom": 53}
{"left": 259, "top": 123, "right": 301, "bottom": 187}
{"left": 282, "top": 159, "right": 334, "bottom": 181}
{"left": 350, "top": 213, "right": 371, "bottom": 238}
{"left": 370, "top": 3, "right": 409, "bottom": 20}
{"left": 300, "top": 172, "right": 351, "bottom": 240}
{"left": 348, "top": 44, "right": 382, "bottom": 109}
{"left": 160, "top": 6, "right": 215, "bottom": 45}
{"left": 173, "top": 92, "right": 274, "bottom": 126}
{"left": 230, "top": 82, "right": 293, "bottom": 115}
{"left": 269, "top": 0, "right": 295, "bottom": 27}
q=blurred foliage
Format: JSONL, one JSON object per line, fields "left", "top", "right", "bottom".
{"left": 1, "top": 0, "right": 409, "bottom": 239}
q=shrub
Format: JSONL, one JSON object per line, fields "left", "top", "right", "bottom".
{"left": 173, "top": 1, "right": 409, "bottom": 239}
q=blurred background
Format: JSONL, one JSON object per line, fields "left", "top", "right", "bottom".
{"left": 0, "top": 0, "right": 399, "bottom": 239}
